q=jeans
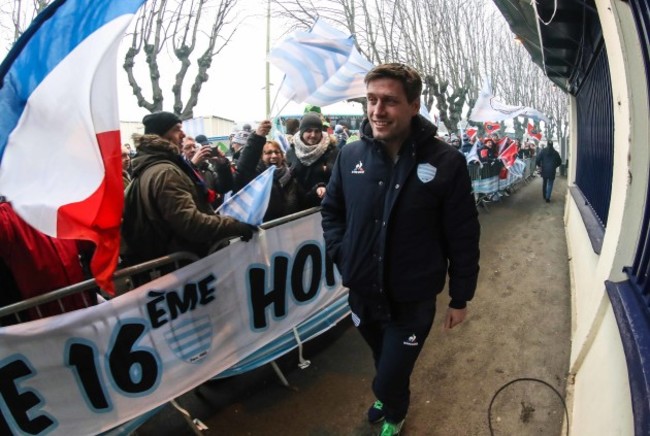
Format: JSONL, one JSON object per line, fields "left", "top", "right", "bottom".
{"left": 542, "top": 177, "right": 555, "bottom": 200}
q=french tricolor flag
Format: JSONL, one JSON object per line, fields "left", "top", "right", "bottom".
{"left": 0, "top": 0, "right": 145, "bottom": 294}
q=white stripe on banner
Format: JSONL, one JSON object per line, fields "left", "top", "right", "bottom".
{"left": 217, "top": 165, "right": 275, "bottom": 225}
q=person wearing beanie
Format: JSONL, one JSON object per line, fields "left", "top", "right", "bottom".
{"left": 195, "top": 134, "right": 210, "bottom": 146}
{"left": 230, "top": 130, "right": 251, "bottom": 165}
{"left": 286, "top": 112, "right": 339, "bottom": 208}
{"left": 121, "top": 112, "right": 255, "bottom": 269}
{"left": 142, "top": 111, "right": 184, "bottom": 145}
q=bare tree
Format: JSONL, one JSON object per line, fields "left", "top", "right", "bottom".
{"left": 272, "top": 0, "right": 569, "bottom": 140}
{"left": 0, "top": 0, "right": 50, "bottom": 48}
{"left": 123, "top": 0, "right": 239, "bottom": 119}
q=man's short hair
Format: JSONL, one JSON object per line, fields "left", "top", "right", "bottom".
{"left": 364, "top": 63, "right": 422, "bottom": 103}
{"left": 285, "top": 118, "right": 300, "bottom": 135}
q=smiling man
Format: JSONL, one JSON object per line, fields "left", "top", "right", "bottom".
{"left": 321, "top": 64, "right": 480, "bottom": 436}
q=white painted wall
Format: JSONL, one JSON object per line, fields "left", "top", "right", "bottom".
{"left": 564, "top": 0, "right": 649, "bottom": 434}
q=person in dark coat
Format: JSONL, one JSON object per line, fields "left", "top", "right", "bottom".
{"left": 535, "top": 140, "right": 562, "bottom": 202}
{"left": 182, "top": 135, "right": 233, "bottom": 208}
{"left": 234, "top": 120, "right": 305, "bottom": 222}
{"left": 285, "top": 113, "right": 339, "bottom": 208}
{"left": 121, "top": 111, "right": 254, "bottom": 266}
{"left": 321, "top": 63, "right": 480, "bottom": 436}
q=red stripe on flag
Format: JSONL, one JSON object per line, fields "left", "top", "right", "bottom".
{"left": 56, "top": 130, "right": 123, "bottom": 295}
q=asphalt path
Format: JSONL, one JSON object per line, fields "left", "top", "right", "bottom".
{"left": 137, "top": 174, "right": 571, "bottom": 436}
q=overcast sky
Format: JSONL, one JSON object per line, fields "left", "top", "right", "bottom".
{"left": 116, "top": 2, "right": 287, "bottom": 124}
{"left": 0, "top": 1, "right": 317, "bottom": 125}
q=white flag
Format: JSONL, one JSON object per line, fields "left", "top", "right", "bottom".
{"left": 469, "top": 82, "right": 549, "bottom": 122}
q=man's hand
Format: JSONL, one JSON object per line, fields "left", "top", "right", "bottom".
{"left": 443, "top": 307, "right": 467, "bottom": 331}
{"left": 191, "top": 146, "right": 211, "bottom": 165}
{"left": 316, "top": 186, "right": 326, "bottom": 198}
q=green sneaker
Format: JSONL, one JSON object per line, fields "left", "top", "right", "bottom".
{"left": 379, "top": 419, "right": 404, "bottom": 436}
{"left": 368, "top": 400, "right": 385, "bottom": 423}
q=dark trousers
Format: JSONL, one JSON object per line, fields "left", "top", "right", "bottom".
{"left": 542, "top": 177, "right": 555, "bottom": 200}
{"left": 355, "top": 298, "right": 436, "bottom": 422}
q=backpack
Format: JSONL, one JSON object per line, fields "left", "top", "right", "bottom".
{"left": 120, "top": 163, "right": 171, "bottom": 265}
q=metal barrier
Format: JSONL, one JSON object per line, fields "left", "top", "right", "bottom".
{"left": 468, "top": 158, "right": 536, "bottom": 211}
{"left": 0, "top": 251, "right": 199, "bottom": 324}
{"left": 0, "top": 208, "right": 324, "bottom": 323}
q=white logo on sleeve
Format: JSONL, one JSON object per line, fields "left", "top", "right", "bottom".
{"left": 417, "top": 163, "right": 437, "bottom": 183}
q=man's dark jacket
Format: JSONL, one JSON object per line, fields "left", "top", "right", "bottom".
{"left": 535, "top": 145, "right": 562, "bottom": 179}
{"left": 321, "top": 115, "right": 480, "bottom": 309}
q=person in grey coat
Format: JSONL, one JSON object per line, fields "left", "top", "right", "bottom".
{"left": 535, "top": 140, "right": 562, "bottom": 203}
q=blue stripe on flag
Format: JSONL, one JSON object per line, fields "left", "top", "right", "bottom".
{"left": 0, "top": 0, "right": 145, "bottom": 159}
{"left": 217, "top": 165, "right": 275, "bottom": 225}
{"left": 268, "top": 18, "right": 372, "bottom": 106}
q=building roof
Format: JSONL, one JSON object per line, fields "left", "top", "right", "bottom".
{"left": 491, "top": 0, "right": 599, "bottom": 94}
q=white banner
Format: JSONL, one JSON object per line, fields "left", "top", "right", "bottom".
{"left": 0, "top": 212, "right": 346, "bottom": 435}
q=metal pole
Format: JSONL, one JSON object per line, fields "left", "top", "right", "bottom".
{"left": 265, "top": 0, "right": 271, "bottom": 118}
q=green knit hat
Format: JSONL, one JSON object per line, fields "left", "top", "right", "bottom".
{"left": 304, "top": 104, "right": 322, "bottom": 114}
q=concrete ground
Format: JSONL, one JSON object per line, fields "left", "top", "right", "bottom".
{"left": 137, "top": 175, "right": 572, "bottom": 436}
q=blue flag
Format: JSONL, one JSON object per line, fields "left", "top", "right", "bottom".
{"left": 217, "top": 166, "right": 276, "bottom": 225}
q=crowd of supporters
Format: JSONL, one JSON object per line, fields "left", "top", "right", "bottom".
{"left": 440, "top": 131, "right": 542, "bottom": 206}
{"left": 1, "top": 106, "right": 548, "bottom": 323}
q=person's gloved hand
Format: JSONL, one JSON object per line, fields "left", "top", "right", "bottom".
{"left": 233, "top": 221, "right": 259, "bottom": 242}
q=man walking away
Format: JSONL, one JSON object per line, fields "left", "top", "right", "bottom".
{"left": 535, "top": 140, "right": 562, "bottom": 203}
{"left": 321, "top": 63, "right": 480, "bottom": 436}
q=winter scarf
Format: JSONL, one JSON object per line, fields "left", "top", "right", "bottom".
{"left": 293, "top": 133, "right": 330, "bottom": 166}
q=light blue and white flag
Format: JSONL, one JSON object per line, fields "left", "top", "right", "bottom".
{"left": 268, "top": 19, "right": 374, "bottom": 106}
{"left": 509, "top": 158, "right": 527, "bottom": 178}
{"left": 217, "top": 165, "right": 276, "bottom": 225}
{"left": 466, "top": 139, "right": 483, "bottom": 167}
{"left": 272, "top": 117, "right": 291, "bottom": 152}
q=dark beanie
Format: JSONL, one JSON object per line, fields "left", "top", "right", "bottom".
{"left": 299, "top": 113, "right": 323, "bottom": 135}
{"left": 142, "top": 111, "right": 182, "bottom": 136}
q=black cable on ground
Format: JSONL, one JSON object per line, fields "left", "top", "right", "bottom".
{"left": 488, "top": 377, "right": 569, "bottom": 436}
